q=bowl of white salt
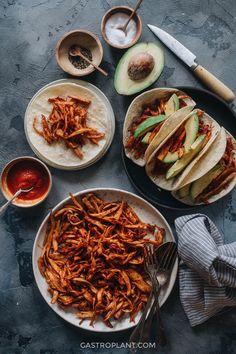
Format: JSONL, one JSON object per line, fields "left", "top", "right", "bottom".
{"left": 101, "top": 6, "right": 142, "bottom": 49}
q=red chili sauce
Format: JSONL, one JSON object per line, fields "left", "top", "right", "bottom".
{"left": 6, "top": 160, "right": 50, "bottom": 201}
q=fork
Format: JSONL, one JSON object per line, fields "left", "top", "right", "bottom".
{"left": 143, "top": 244, "right": 167, "bottom": 347}
{"left": 129, "top": 242, "right": 177, "bottom": 350}
{"left": 142, "top": 242, "right": 178, "bottom": 343}
{"left": 129, "top": 243, "right": 166, "bottom": 351}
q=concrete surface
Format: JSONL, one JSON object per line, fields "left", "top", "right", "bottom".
{"left": 0, "top": 0, "right": 235, "bottom": 353}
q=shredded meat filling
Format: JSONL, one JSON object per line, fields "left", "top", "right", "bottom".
{"left": 153, "top": 117, "right": 212, "bottom": 176}
{"left": 125, "top": 95, "right": 190, "bottom": 159}
{"left": 33, "top": 96, "right": 105, "bottom": 159}
{"left": 197, "top": 138, "right": 236, "bottom": 202}
{"left": 38, "top": 192, "right": 165, "bottom": 328}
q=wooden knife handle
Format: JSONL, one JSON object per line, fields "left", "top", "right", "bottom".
{"left": 193, "top": 64, "right": 235, "bottom": 103}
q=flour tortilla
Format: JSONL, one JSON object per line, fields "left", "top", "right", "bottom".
{"left": 145, "top": 109, "right": 221, "bottom": 191}
{"left": 172, "top": 128, "right": 236, "bottom": 205}
{"left": 174, "top": 127, "right": 227, "bottom": 190}
{"left": 25, "top": 82, "right": 112, "bottom": 169}
{"left": 123, "top": 88, "right": 195, "bottom": 166}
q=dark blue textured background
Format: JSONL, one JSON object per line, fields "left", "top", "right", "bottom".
{"left": 0, "top": 0, "right": 235, "bottom": 353}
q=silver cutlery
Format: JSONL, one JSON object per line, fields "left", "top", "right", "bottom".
{"left": 142, "top": 242, "right": 178, "bottom": 343}
{"left": 0, "top": 187, "right": 33, "bottom": 215}
{"left": 143, "top": 243, "right": 167, "bottom": 346}
{"left": 129, "top": 241, "right": 177, "bottom": 350}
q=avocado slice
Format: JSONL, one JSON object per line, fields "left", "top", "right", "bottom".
{"left": 166, "top": 134, "right": 206, "bottom": 180}
{"left": 164, "top": 94, "right": 180, "bottom": 116}
{"left": 163, "top": 151, "right": 179, "bottom": 163}
{"left": 141, "top": 132, "right": 151, "bottom": 144}
{"left": 161, "top": 113, "right": 198, "bottom": 164}
{"left": 190, "top": 164, "right": 225, "bottom": 200}
{"left": 114, "top": 42, "right": 165, "bottom": 95}
{"left": 134, "top": 115, "right": 166, "bottom": 138}
{"left": 178, "top": 184, "right": 191, "bottom": 198}
{"left": 184, "top": 114, "right": 199, "bottom": 151}
{"left": 161, "top": 114, "right": 199, "bottom": 165}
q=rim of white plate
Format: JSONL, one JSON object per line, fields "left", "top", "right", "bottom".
{"left": 32, "top": 187, "right": 178, "bottom": 332}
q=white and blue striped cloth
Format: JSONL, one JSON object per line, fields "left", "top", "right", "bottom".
{"left": 175, "top": 214, "right": 236, "bottom": 327}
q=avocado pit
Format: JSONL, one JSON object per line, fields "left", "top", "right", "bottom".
{"left": 128, "top": 52, "right": 155, "bottom": 81}
{"left": 114, "top": 42, "right": 165, "bottom": 95}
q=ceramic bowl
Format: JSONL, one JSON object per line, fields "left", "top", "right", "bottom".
{"left": 0, "top": 156, "right": 52, "bottom": 208}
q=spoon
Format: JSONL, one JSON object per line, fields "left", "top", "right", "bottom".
{"left": 129, "top": 242, "right": 177, "bottom": 350}
{"left": 69, "top": 46, "right": 108, "bottom": 77}
{"left": 117, "top": 0, "right": 143, "bottom": 35}
{"left": 0, "top": 187, "right": 33, "bottom": 215}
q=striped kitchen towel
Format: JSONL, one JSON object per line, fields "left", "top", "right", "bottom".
{"left": 175, "top": 214, "right": 236, "bottom": 327}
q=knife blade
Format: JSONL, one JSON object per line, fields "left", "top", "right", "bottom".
{"left": 147, "top": 24, "right": 235, "bottom": 103}
{"left": 148, "top": 25, "right": 197, "bottom": 69}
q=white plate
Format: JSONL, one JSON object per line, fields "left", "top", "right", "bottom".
{"left": 32, "top": 188, "right": 178, "bottom": 332}
{"left": 24, "top": 79, "right": 115, "bottom": 170}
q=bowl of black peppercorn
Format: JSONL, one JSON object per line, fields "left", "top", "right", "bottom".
{"left": 56, "top": 29, "right": 103, "bottom": 76}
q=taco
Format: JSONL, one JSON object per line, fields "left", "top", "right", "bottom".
{"left": 123, "top": 88, "right": 195, "bottom": 166}
{"left": 173, "top": 128, "right": 236, "bottom": 205}
{"left": 145, "top": 109, "right": 220, "bottom": 191}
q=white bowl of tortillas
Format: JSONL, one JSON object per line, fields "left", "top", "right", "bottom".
{"left": 24, "top": 79, "right": 115, "bottom": 170}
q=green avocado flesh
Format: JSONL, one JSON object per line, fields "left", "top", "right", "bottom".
{"left": 114, "top": 42, "right": 165, "bottom": 95}
{"left": 190, "top": 164, "right": 225, "bottom": 200}
{"left": 161, "top": 114, "right": 199, "bottom": 164}
{"left": 178, "top": 184, "right": 190, "bottom": 198}
{"left": 163, "top": 151, "right": 179, "bottom": 163}
{"left": 166, "top": 134, "right": 206, "bottom": 180}
{"left": 164, "top": 94, "right": 179, "bottom": 116}
{"left": 134, "top": 115, "right": 166, "bottom": 138}
{"left": 141, "top": 132, "right": 151, "bottom": 144}
{"left": 184, "top": 114, "right": 199, "bottom": 151}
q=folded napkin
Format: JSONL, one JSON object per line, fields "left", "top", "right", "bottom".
{"left": 175, "top": 214, "right": 236, "bottom": 327}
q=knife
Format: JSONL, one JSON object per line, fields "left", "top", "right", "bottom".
{"left": 147, "top": 24, "right": 235, "bottom": 103}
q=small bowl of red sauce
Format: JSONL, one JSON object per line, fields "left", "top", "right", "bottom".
{"left": 1, "top": 156, "right": 52, "bottom": 207}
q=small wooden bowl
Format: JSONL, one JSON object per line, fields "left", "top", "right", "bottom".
{"left": 56, "top": 30, "right": 103, "bottom": 76}
{"left": 101, "top": 6, "right": 142, "bottom": 49}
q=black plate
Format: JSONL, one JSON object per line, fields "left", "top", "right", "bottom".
{"left": 122, "top": 86, "right": 236, "bottom": 210}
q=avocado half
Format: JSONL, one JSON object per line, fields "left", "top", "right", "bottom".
{"left": 114, "top": 42, "right": 165, "bottom": 96}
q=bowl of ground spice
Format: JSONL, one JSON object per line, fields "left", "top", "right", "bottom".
{"left": 56, "top": 30, "right": 103, "bottom": 76}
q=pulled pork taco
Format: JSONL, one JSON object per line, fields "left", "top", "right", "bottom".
{"left": 123, "top": 88, "right": 195, "bottom": 166}
{"left": 145, "top": 109, "right": 220, "bottom": 191}
{"left": 173, "top": 128, "right": 236, "bottom": 205}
